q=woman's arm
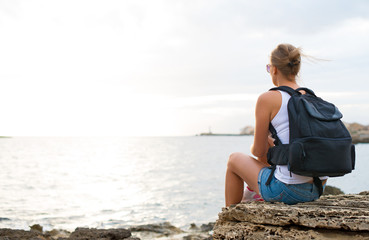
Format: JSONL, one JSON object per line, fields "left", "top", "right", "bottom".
{"left": 256, "top": 134, "right": 275, "bottom": 165}
{"left": 250, "top": 91, "right": 280, "bottom": 162}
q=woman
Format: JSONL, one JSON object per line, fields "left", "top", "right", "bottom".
{"left": 225, "top": 43, "right": 327, "bottom": 207}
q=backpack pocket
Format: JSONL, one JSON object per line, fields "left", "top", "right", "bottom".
{"left": 301, "top": 98, "right": 342, "bottom": 121}
{"left": 288, "top": 137, "right": 353, "bottom": 177}
{"left": 267, "top": 144, "right": 289, "bottom": 166}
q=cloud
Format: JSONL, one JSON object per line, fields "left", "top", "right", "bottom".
{"left": 173, "top": 93, "right": 258, "bottom": 108}
{"left": 1, "top": 0, "right": 369, "bottom": 135}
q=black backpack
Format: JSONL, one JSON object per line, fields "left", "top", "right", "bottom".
{"left": 266, "top": 86, "right": 355, "bottom": 196}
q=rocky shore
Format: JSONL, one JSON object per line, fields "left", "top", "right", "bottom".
{"left": 2, "top": 188, "right": 368, "bottom": 240}
{"left": 213, "top": 191, "right": 369, "bottom": 239}
{"left": 0, "top": 222, "right": 214, "bottom": 240}
{"left": 0, "top": 227, "right": 138, "bottom": 240}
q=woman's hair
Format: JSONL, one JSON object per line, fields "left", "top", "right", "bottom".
{"left": 271, "top": 43, "right": 302, "bottom": 78}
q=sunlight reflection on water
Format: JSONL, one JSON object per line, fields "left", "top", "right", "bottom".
{"left": 0, "top": 136, "right": 367, "bottom": 231}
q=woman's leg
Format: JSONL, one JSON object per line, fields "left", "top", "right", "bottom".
{"left": 225, "top": 152, "right": 269, "bottom": 207}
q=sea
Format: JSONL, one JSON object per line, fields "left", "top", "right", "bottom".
{"left": 0, "top": 136, "right": 367, "bottom": 231}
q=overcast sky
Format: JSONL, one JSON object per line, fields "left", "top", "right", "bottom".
{"left": 1, "top": 0, "right": 368, "bottom": 136}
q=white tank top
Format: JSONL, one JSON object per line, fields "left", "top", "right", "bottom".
{"left": 271, "top": 90, "right": 328, "bottom": 184}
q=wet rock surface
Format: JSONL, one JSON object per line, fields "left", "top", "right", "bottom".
{"left": 0, "top": 227, "right": 138, "bottom": 240}
{"left": 0, "top": 222, "right": 214, "bottom": 240}
{"left": 213, "top": 192, "right": 369, "bottom": 239}
{"left": 129, "top": 222, "right": 213, "bottom": 240}
{"left": 0, "top": 228, "right": 47, "bottom": 240}
{"left": 66, "top": 228, "right": 137, "bottom": 240}
{"left": 129, "top": 221, "right": 184, "bottom": 236}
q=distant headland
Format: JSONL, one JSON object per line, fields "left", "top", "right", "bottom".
{"left": 197, "top": 126, "right": 254, "bottom": 136}
{"left": 345, "top": 122, "right": 369, "bottom": 143}
{"left": 198, "top": 123, "right": 369, "bottom": 144}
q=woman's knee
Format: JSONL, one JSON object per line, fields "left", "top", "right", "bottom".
{"left": 227, "top": 152, "right": 248, "bottom": 169}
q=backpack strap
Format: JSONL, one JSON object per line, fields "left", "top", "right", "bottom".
{"left": 313, "top": 177, "right": 323, "bottom": 197}
{"left": 268, "top": 123, "right": 282, "bottom": 146}
{"left": 295, "top": 87, "right": 317, "bottom": 97}
{"left": 265, "top": 166, "right": 276, "bottom": 186}
{"left": 265, "top": 86, "right": 296, "bottom": 186}
{"left": 265, "top": 123, "right": 281, "bottom": 186}
{"left": 270, "top": 86, "right": 317, "bottom": 97}
{"left": 269, "top": 86, "right": 300, "bottom": 96}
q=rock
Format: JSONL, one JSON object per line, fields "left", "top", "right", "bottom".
{"left": 352, "top": 134, "right": 369, "bottom": 144}
{"left": 0, "top": 227, "right": 138, "bottom": 240}
{"left": 345, "top": 122, "right": 369, "bottom": 133}
{"left": 345, "top": 122, "right": 369, "bottom": 143}
{"left": 183, "top": 223, "right": 214, "bottom": 240}
{"left": 130, "top": 222, "right": 214, "bottom": 240}
{"left": 68, "top": 227, "right": 135, "bottom": 240}
{"left": 240, "top": 126, "right": 254, "bottom": 135}
{"left": 183, "top": 234, "right": 213, "bottom": 240}
{"left": 189, "top": 223, "right": 200, "bottom": 231}
{"left": 130, "top": 222, "right": 183, "bottom": 236}
{"left": 0, "top": 228, "right": 48, "bottom": 240}
{"left": 200, "top": 223, "right": 215, "bottom": 232}
{"left": 45, "top": 229, "right": 71, "bottom": 239}
{"left": 323, "top": 185, "right": 344, "bottom": 195}
{"left": 30, "top": 224, "right": 43, "bottom": 233}
{"left": 213, "top": 194, "right": 369, "bottom": 239}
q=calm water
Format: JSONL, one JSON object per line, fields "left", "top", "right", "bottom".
{"left": 0, "top": 136, "right": 367, "bottom": 231}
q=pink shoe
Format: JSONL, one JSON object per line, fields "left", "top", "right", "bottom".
{"left": 241, "top": 186, "right": 263, "bottom": 202}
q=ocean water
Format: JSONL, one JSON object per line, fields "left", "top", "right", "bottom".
{"left": 0, "top": 136, "right": 367, "bottom": 231}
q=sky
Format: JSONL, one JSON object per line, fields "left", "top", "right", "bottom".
{"left": 0, "top": 0, "right": 368, "bottom": 136}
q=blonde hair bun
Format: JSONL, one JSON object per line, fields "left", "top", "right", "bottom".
{"left": 271, "top": 43, "right": 302, "bottom": 77}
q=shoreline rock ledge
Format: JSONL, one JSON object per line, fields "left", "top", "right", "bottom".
{"left": 213, "top": 192, "right": 369, "bottom": 240}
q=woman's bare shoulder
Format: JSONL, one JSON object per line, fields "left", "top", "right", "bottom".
{"left": 256, "top": 90, "right": 281, "bottom": 105}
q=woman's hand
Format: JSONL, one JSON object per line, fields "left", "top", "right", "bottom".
{"left": 268, "top": 133, "right": 275, "bottom": 147}
{"left": 258, "top": 154, "right": 269, "bottom": 165}
{"left": 257, "top": 134, "right": 274, "bottom": 166}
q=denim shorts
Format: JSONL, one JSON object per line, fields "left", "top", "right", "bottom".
{"left": 258, "top": 167, "right": 326, "bottom": 205}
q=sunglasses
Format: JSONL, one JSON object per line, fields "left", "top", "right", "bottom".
{"left": 266, "top": 64, "right": 271, "bottom": 73}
